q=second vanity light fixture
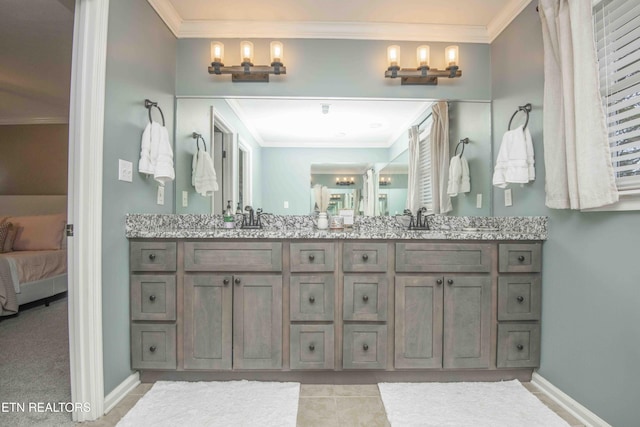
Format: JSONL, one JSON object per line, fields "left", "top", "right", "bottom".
{"left": 385, "top": 45, "right": 462, "bottom": 85}
{"left": 208, "top": 41, "right": 286, "bottom": 82}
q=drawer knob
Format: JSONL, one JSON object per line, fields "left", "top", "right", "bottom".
{"left": 149, "top": 295, "right": 156, "bottom": 302}
{"left": 149, "top": 345, "right": 157, "bottom": 353}
{"left": 148, "top": 253, "right": 156, "bottom": 261}
{"left": 447, "top": 279, "right": 454, "bottom": 285}
{"left": 436, "top": 279, "right": 443, "bottom": 285}
{"left": 234, "top": 278, "right": 241, "bottom": 285}
{"left": 362, "top": 254, "right": 369, "bottom": 261}
{"left": 362, "top": 295, "right": 369, "bottom": 302}
{"left": 309, "top": 295, "right": 315, "bottom": 303}
{"left": 362, "top": 343, "right": 369, "bottom": 351}
{"left": 517, "top": 344, "right": 524, "bottom": 351}
{"left": 516, "top": 296, "right": 525, "bottom": 303}
{"left": 309, "top": 344, "right": 315, "bottom": 351}
{"left": 223, "top": 278, "right": 230, "bottom": 285}
{"left": 518, "top": 255, "right": 525, "bottom": 262}
{"left": 308, "top": 254, "right": 315, "bottom": 261}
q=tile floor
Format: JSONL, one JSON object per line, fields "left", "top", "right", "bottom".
{"left": 81, "top": 382, "right": 584, "bottom": 426}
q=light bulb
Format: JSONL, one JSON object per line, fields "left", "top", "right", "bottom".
{"left": 416, "top": 45, "right": 430, "bottom": 68}
{"left": 210, "top": 41, "right": 224, "bottom": 63}
{"left": 445, "top": 45, "right": 459, "bottom": 67}
{"left": 387, "top": 45, "right": 401, "bottom": 68}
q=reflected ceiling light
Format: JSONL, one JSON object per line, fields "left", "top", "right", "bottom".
{"left": 385, "top": 44, "right": 461, "bottom": 85}
{"left": 336, "top": 176, "right": 355, "bottom": 186}
{"left": 208, "top": 40, "right": 286, "bottom": 82}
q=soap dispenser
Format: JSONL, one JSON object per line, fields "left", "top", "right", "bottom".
{"left": 223, "top": 200, "right": 235, "bottom": 229}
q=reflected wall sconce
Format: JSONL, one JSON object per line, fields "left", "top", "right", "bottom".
{"left": 336, "top": 177, "right": 355, "bottom": 186}
{"left": 384, "top": 45, "right": 462, "bottom": 85}
{"left": 379, "top": 176, "right": 391, "bottom": 186}
{"left": 208, "top": 41, "right": 286, "bottom": 82}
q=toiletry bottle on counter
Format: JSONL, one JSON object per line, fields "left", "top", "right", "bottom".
{"left": 223, "top": 200, "right": 235, "bottom": 229}
{"left": 317, "top": 212, "right": 328, "bottom": 230}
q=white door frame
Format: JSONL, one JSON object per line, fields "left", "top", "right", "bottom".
{"left": 67, "top": 0, "right": 109, "bottom": 421}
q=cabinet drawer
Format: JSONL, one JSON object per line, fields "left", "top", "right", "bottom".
{"left": 131, "top": 323, "right": 176, "bottom": 370}
{"left": 498, "top": 275, "right": 541, "bottom": 321}
{"left": 343, "top": 324, "right": 387, "bottom": 369}
{"left": 131, "top": 275, "right": 176, "bottom": 321}
{"left": 130, "top": 242, "right": 176, "bottom": 272}
{"left": 343, "top": 243, "right": 388, "bottom": 272}
{"left": 184, "top": 242, "right": 282, "bottom": 272}
{"left": 290, "top": 325, "right": 335, "bottom": 370}
{"left": 290, "top": 242, "right": 335, "bottom": 272}
{"left": 497, "top": 323, "right": 540, "bottom": 368}
{"left": 499, "top": 243, "right": 541, "bottom": 273}
{"left": 290, "top": 275, "right": 334, "bottom": 321}
{"left": 343, "top": 275, "right": 388, "bottom": 321}
{"left": 396, "top": 243, "right": 492, "bottom": 273}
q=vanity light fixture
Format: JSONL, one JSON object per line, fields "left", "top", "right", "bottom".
{"left": 385, "top": 44, "right": 462, "bottom": 85}
{"left": 208, "top": 41, "right": 286, "bottom": 82}
{"left": 336, "top": 177, "right": 355, "bottom": 186}
{"left": 379, "top": 176, "right": 391, "bottom": 186}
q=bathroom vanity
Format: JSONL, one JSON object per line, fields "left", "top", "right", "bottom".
{"left": 127, "top": 214, "right": 546, "bottom": 383}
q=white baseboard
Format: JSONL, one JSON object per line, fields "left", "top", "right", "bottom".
{"left": 531, "top": 372, "right": 612, "bottom": 427}
{"left": 104, "top": 372, "right": 141, "bottom": 414}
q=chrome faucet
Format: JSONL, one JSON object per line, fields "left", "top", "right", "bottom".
{"left": 241, "top": 206, "right": 264, "bottom": 229}
{"left": 407, "top": 207, "right": 433, "bottom": 230}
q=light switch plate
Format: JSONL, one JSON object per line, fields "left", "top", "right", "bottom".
{"left": 182, "top": 191, "right": 188, "bottom": 207}
{"left": 284, "top": 201, "right": 289, "bottom": 209}
{"left": 504, "top": 188, "right": 513, "bottom": 206}
{"left": 118, "top": 159, "right": 133, "bottom": 182}
{"left": 476, "top": 193, "right": 483, "bottom": 209}
{"left": 157, "top": 185, "right": 165, "bottom": 205}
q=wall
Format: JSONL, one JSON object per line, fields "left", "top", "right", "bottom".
{"left": 102, "top": 0, "right": 176, "bottom": 395}
{"left": 0, "top": 124, "right": 68, "bottom": 195}
{"left": 491, "top": 3, "right": 640, "bottom": 426}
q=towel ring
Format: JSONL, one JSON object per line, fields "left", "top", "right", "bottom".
{"left": 454, "top": 138, "right": 470, "bottom": 157}
{"left": 145, "top": 99, "right": 166, "bottom": 127}
{"left": 508, "top": 103, "right": 532, "bottom": 130}
{"left": 191, "top": 132, "right": 207, "bottom": 151}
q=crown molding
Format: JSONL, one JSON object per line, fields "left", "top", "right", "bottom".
{"left": 0, "top": 116, "right": 69, "bottom": 125}
{"left": 147, "top": 0, "right": 182, "bottom": 37}
{"left": 487, "top": 0, "right": 534, "bottom": 42}
{"left": 258, "top": 140, "right": 392, "bottom": 149}
{"left": 179, "top": 20, "right": 490, "bottom": 43}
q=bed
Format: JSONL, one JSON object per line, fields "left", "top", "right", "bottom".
{"left": 0, "top": 196, "right": 68, "bottom": 316}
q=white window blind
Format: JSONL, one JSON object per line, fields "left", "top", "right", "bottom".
{"left": 418, "top": 114, "right": 433, "bottom": 210}
{"left": 594, "top": 0, "right": 640, "bottom": 193}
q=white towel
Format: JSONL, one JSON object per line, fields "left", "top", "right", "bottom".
{"left": 154, "top": 125, "right": 175, "bottom": 184}
{"left": 447, "top": 155, "right": 470, "bottom": 197}
{"left": 493, "top": 125, "right": 535, "bottom": 188}
{"left": 139, "top": 122, "right": 160, "bottom": 175}
{"left": 192, "top": 148, "right": 218, "bottom": 196}
{"left": 138, "top": 121, "right": 175, "bottom": 184}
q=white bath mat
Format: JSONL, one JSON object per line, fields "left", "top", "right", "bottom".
{"left": 378, "top": 380, "right": 570, "bottom": 427}
{"left": 116, "top": 380, "right": 300, "bottom": 427}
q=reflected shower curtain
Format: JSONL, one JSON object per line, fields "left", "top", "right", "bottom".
{"left": 363, "top": 169, "right": 375, "bottom": 216}
{"left": 430, "top": 101, "right": 452, "bottom": 214}
{"left": 406, "top": 125, "right": 421, "bottom": 213}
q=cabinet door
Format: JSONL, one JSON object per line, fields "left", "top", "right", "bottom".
{"left": 233, "top": 275, "right": 283, "bottom": 369}
{"left": 443, "top": 275, "right": 491, "bottom": 369}
{"left": 183, "top": 274, "right": 232, "bottom": 370}
{"left": 395, "top": 276, "right": 443, "bottom": 369}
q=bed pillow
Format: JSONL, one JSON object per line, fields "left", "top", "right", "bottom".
{"left": 8, "top": 213, "right": 67, "bottom": 251}
{"left": 1, "top": 222, "right": 17, "bottom": 253}
{"left": 0, "top": 220, "right": 10, "bottom": 251}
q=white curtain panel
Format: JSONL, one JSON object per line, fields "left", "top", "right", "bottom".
{"left": 539, "top": 0, "right": 618, "bottom": 209}
{"left": 406, "top": 125, "right": 421, "bottom": 213}
{"left": 430, "top": 101, "right": 453, "bottom": 214}
{"left": 364, "top": 169, "right": 375, "bottom": 216}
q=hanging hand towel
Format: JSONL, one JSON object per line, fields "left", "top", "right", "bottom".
{"left": 154, "top": 125, "right": 175, "bottom": 184}
{"left": 460, "top": 156, "right": 470, "bottom": 194}
{"left": 139, "top": 121, "right": 162, "bottom": 175}
{"left": 447, "top": 155, "right": 462, "bottom": 197}
{"left": 493, "top": 125, "right": 535, "bottom": 188}
{"left": 192, "top": 148, "right": 219, "bottom": 196}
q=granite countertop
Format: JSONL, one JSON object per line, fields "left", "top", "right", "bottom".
{"left": 126, "top": 214, "right": 547, "bottom": 241}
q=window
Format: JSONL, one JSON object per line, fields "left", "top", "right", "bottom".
{"left": 593, "top": 0, "right": 640, "bottom": 209}
{"left": 418, "top": 114, "right": 433, "bottom": 210}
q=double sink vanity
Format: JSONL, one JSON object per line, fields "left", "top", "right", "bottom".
{"left": 126, "top": 214, "right": 546, "bottom": 383}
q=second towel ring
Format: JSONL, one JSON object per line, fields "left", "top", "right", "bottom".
{"left": 508, "top": 103, "right": 532, "bottom": 130}
{"left": 454, "top": 138, "right": 470, "bottom": 157}
{"left": 192, "top": 132, "right": 207, "bottom": 151}
{"left": 145, "top": 99, "right": 166, "bottom": 127}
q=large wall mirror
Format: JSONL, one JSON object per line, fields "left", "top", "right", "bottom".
{"left": 174, "top": 97, "right": 492, "bottom": 217}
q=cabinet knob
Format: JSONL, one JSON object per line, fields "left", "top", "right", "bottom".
{"left": 234, "top": 278, "right": 241, "bottom": 285}
{"left": 149, "top": 295, "right": 156, "bottom": 302}
{"left": 516, "top": 296, "right": 525, "bottom": 303}
{"left": 223, "top": 278, "right": 230, "bottom": 285}
{"left": 436, "top": 279, "right": 443, "bottom": 285}
{"left": 308, "top": 254, "right": 315, "bottom": 261}
{"left": 517, "top": 344, "right": 524, "bottom": 351}
{"left": 518, "top": 255, "right": 525, "bottom": 262}
{"left": 447, "top": 279, "right": 454, "bottom": 285}
{"left": 148, "top": 253, "right": 156, "bottom": 261}
{"left": 309, "top": 295, "right": 315, "bottom": 303}
{"left": 309, "top": 344, "right": 315, "bottom": 351}
{"left": 363, "top": 343, "right": 369, "bottom": 351}
{"left": 149, "top": 345, "right": 157, "bottom": 353}
{"left": 362, "top": 295, "right": 369, "bottom": 302}
{"left": 362, "top": 254, "right": 369, "bottom": 261}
